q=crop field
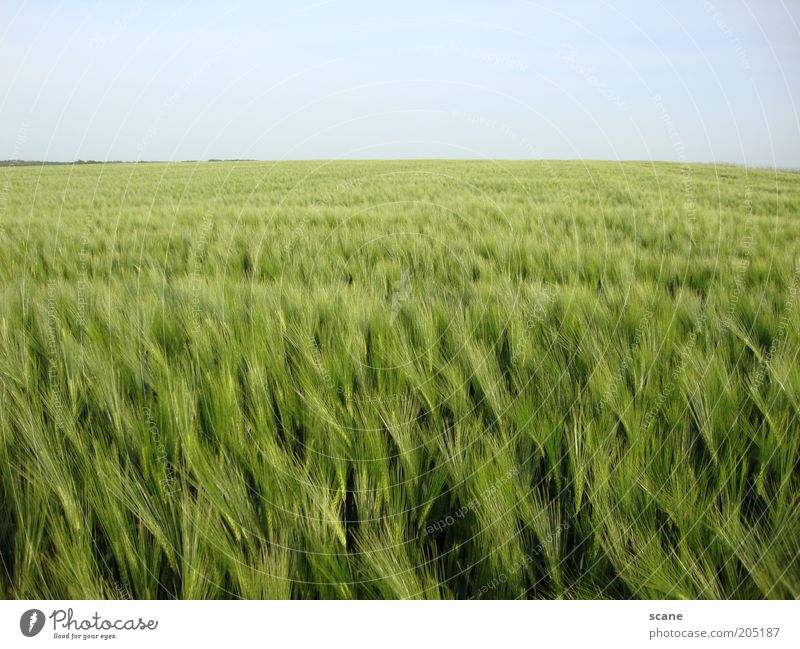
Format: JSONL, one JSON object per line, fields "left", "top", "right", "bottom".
{"left": 0, "top": 160, "right": 798, "bottom": 599}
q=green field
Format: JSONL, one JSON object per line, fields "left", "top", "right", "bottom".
{"left": 0, "top": 160, "right": 798, "bottom": 599}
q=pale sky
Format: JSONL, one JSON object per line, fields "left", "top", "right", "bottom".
{"left": 1, "top": 0, "right": 798, "bottom": 167}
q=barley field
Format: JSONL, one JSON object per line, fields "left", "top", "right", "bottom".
{"left": 0, "top": 160, "right": 798, "bottom": 599}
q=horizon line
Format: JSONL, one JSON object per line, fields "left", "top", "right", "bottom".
{"left": 1, "top": 158, "right": 798, "bottom": 173}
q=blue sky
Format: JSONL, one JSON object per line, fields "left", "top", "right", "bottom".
{"left": 1, "top": 0, "right": 798, "bottom": 166}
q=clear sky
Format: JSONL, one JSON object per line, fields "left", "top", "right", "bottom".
{"left": 1, "top": 0, "right": 798, "bottom": 167}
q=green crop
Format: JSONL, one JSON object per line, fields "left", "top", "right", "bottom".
{"left": 0, "top": 160, "right": 797, "bottom": 599}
